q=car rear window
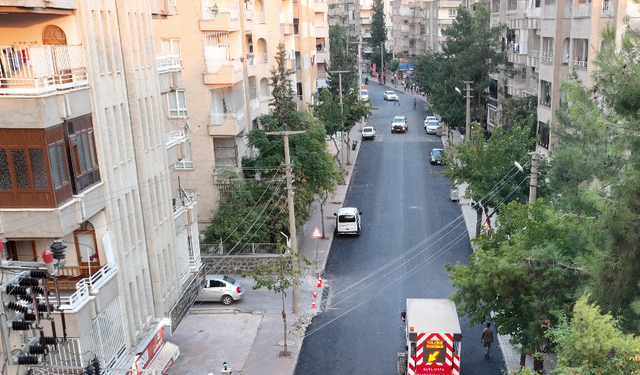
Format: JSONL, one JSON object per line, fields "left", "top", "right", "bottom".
{"left": 223, "top": 276, "right": 236, "bottom": 284}
{"left": 338, "top": 215, "right": 356, "bottom": 222}
{"left": 429, "top": 121, "right": 439, "bottom": 125}
{"left": 432, "top": 150, "right": 443, "bottom": 156}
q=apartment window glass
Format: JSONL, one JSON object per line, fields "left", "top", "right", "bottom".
{"left": 0, "top": 149, "right": 10, "bottom": 190}
{"left": 161, "top": 38, "right": 181, "bottom": 56}
{"left": 449, "top": 9, "right": 457, "bottom": 17}
{"left": 168, "top": 90, "right": 188, "bottom": 117}
{"left": 66, "top": 115, "right": 100, "bottom": 194}
{"left": 175, "top": 140, "right": 193, "bottom": 169}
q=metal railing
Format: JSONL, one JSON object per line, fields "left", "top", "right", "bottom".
{"left": 204, "top": 58, "right": 243, "bottom": 74}
{"left": 246, "top": 53, "right": 255, "bottom": 67}
{"left": 572, "top": 59, "right": 587, "bottom": 70}
{"left": 258, "top": 53, "right": 268, "bottom": 63}
{"left": 601, "top": 1, "right": 613, "bottom": 17}
{"left": 210, "top": 106, "right": 246, "bottom": 125}
{"left": 57, "top": 263, "right": 117, "bottom": 310}
{"left": 201, "top": 242, "right": 278, "bottom": 255}
{"left": 0, "top": 44, "right": 87, "bottom": 96}
{"left": 541, "top": 51, "right": 554, "bottom": 64}
{"left": 157, "top": 52, "right": 182, "bottom": 73}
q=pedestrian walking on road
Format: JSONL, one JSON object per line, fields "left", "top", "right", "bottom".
{"left": 394, "top": 97, "right": 400, "bottom": 106}
{"left": 481, "top": 323, "right": 494, "bottom": 359}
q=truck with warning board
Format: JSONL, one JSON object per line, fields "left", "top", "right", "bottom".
{"left": 397, "top": 298, "right": 462, "bottom": 375}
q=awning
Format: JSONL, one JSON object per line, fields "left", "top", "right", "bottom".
{"left": 146, "top": 341, "right": 180, "bottom": 375}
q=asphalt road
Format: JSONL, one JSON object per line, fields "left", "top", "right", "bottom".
{"left": 294, "top": 82, "right": 506, "bottom": 375}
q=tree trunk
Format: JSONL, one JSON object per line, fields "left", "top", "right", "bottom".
{"left": 281, "top": 292, "right": 289, "bottom": 356}
{"left": 520, "top": 350, "right": 526, "bottom": 368}
{"left": 331, "top": 136, "right": 342, "bottom": 167}
{"left": 533, "top": 357, "right": 544, "bottom": 374}
{"left": 474, "top": 204, "right": 483, "bottom": 238}
{"left": 320, "top": 197, "right": 326, "bottom": 239}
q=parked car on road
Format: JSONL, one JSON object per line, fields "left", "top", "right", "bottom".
{"left": 430, "top": 148, "right": 444, "bottom": 165}
{"left": 361, "top": 89, "right": 370, "bottom": 102}
{"left": 334, "top": 207, "right": 362, "bottom": 236}
{"left": 425, "top": 118, "right": 440, "bottom": 134}
{"left": 362, "top": 126, "right": 376, "bottom": 140}
{"left": 383, "top": 90, "right": 399, "bottom": 101}
{"left": 197, "top": 275, "right": 244, "bottom": 305}
{"left": 391, "top": 116, "right": 408, "bottom": 133}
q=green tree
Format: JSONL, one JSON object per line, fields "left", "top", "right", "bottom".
{"left": 326, "top": 26, "right": 357, "bottom": 95}
{"left": 387, "top": 59, "right": 399, "bottom": 73}
{"left": 548, "top": 295, "right": 640, "bottom": 374}
{"left": 441, "top": 96, "right": 539, "bottom": 236}
{"left": 414, "top": 5, "right": 504, "bottom": 127}
{"left": 269, "top": 42, "right": 296, "bottom": 127}
{"left": 244, "top": 244, "right": 311, "bottom": 356}
{"left": 447, "top": 201, "right": 592, "bottom": 372}
{"left": 548, "top": 25, "right": 640, "bottom": 331}
{"left": 370, "top": 0, "right": 387, "bottom": 48}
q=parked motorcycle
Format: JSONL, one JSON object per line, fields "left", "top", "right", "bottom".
{"left": 351, "top": 140, "right": 358, "bottom": 151}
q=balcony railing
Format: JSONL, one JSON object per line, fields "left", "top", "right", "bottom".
{"left": 202, "top": 6, "right": 239, "bottom": 20}
{"left": 210, "top": 107, "right": 246, "bottom": 125}
{"left": 0, "top": 45, "right": 88, "bottom": 96}
{"left": 157, "top": 53, "right": 182, "bottom": 73}
{"left": 541, "top": 51, "right": 554, "bottom": 64}
{"left": 246, "top": 53, "right": 256, "bottom": 67}
{"left": 258, "top": 53, "right": 268, "bottom": 63}
{"left": 204, "top": 58, "right": 242, "bottom": 74}
{"left": 51, "top": 263, "right": 117, "bottom": 310}
{"left": 572, "top": 59, "right": 587, "bottom": 70}
{"left": 258, "top": 11, "right": 266, "bottom": 23}
{"left": 542, "top": 5, "right": 556, "bottom": 18}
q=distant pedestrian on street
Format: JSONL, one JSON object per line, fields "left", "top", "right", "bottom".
{"left": 481, "top": 323, "right": 494, "bottom": 359}
{"left": 394, "top": 97, "right": 400, "bottom": 106}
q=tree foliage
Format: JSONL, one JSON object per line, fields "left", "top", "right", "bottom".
{"left": 414, "top": 5, "right": 504, "bottom": 127}
{"left": 447, "top": 201, "right": 592, "bottom": 354}
{"left": 269, "top": 42, "right": 297, "bottom": 127}
{"left": 370, "top": 0, "right": 387, "bottom": 48}
{"left": 548, "top": 24, "right": 640, "bottom": 331}
{"left": 547, "top": 295, "right": 640, "bottom": 375}
{"left": 326, "top": 26, "right": 357, "bottom": 95}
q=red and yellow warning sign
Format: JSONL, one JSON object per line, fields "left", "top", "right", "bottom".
{"left": 408, "top": 333, "right": 460, "bottom": 375}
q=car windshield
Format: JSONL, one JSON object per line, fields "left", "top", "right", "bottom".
{"left": 338, "top": 215, "right": 356, "bottom": 222}
{"left": 361, "top": 90, "right": 368, "bottom": 95}
{"left": 428, "top": 121, "right": 439, "bottom": 125}
{"left": 223, "top": 276, "right": 236, "bottom": 284}
{"left": 364, "top": 128, "right": 373, "bottom": 132}
{"left": 393, "top": 119, "right": 404, "bottom": 124}
{"left": 432, "top": 150, "right": 443, "bottom": 156}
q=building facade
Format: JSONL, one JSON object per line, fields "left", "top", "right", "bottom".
{"left": 488, "top": 0, "right": 640, "bottom": 153}
{"left": 152, "top": 0, "right": 329, "bottom": 229}
{"left": 0, "top": 0, "right": 201, "bottom": 373}
{"left": 328, "top": 0, "right": 393, "bottom": 53}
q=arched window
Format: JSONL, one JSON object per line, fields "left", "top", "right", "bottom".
{"left": 42, "top": 25, "right": 67, "bottom": 45}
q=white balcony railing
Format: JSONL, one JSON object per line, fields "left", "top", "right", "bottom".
{"left": 210, "top": 107, "right": 247, "bottom": 125}
{"left": 157, "top": 53, "right": 182, "bottom": 73}
{"left": 202, "top": 6, "right": 239, "bottom": 20}
{"left": 572, "top": 3, "right": 591, "bottom": 17}
{"left": 246, "top": 53, "right": 256, "bottom": 67}
{"left": 542, "top": 5, "right": 556, "bottom": 18}
{"left": 259, "top": 53, "right": 268, "bottom": 63}
{"left": 0, "top": 45, "right": 88, "bottom": 96}
{"left": 251, "top": 98, "right": 259, "bottom": 111}
{"left": 58, "top": 263, "right": 117, "bottom": 311}
{"left": 258, "top": 11, "right": 266, "bottom": 23}
{"left": 572, "top": 59, "right": 587, "bottom": 70}
{"left": 541, "top": 51, "right": 554, "bottom": 64}
{"left": 204, "top": 59, "right": 242, "bottom": 74}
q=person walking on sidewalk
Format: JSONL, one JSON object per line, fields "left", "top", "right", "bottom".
{"left": 481, "top": 323, "right": 494, "bottom": 358}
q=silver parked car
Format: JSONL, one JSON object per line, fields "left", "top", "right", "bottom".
{"left": 197, "top": 275, "right": 244, "bottom": 305}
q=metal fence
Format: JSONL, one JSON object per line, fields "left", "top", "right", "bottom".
{"left": 201, "top": 242, "right": 277, "bottom": 255}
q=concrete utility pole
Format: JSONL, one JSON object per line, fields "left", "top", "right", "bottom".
{"left": 265, "top": 128, "right": 306, "bottom": 314}
{"left": 464, "top": 81, "right": 472, "bottom": 142}
{"left": 328, "top": 70, "right": 351, "bottom": 166}
{"left": 381, "top": 42, "right": 384, "bottom": 82}
{"left": 528, "top": 151, "right": 539, "bottom": 203}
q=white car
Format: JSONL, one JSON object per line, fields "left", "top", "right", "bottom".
{"left": 425, "top": 118, "right": 439, "bottom": 134}
{"left": 360, "top": 89, "right": 370, "bottom": 102}
{"left": 334, "top": 207, "right": 362, "bottom": 236}
{"left": 383, "top": 90, "right": 399, "bottom": 101}
{"left": 391, "top": 116, "right": 408, "bottom": 133}
{"left": 362, "top": 126, "right": 376, "bottom": 140}
{"left": 196, "top": 275, "right": 245, "bottom": 305}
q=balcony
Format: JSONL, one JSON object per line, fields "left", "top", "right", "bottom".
{"left": 151, "top": 0, "right": 176, "bottom": 16}
{"left": 572, "top": 59, "right": 587, "bottom": 70}
{"left": 314, "top": 0, "right": 328, "bottom": 13}
{"left": 200, "top": 6, "right": 241, "bottom": 32}
{"left": 156, "top": 53, "right": 182, "bottom": 73}
{"left": 601, "top": 1, "right": 614, "bottom": 17}
{"left": 564, "top": 2, "right": 591, "bottom": 18}
{"left": 203, "top": 60, "right": 243, "bottom": 87}
{"left": 280, "top": 12, "right": 294, "bottom": 34}
{"left": 257, "top": 12, "right": 266, "bottom": 24}
{"left": 316, "top": 50, "right": 327, "bottom": 64}
{"left": 295, "top": 35, "right": 301, "bottom": 51}
{"left": 0, "top": 0, "right": 76, "bottom": 9}
{"left": 542, "top": 4, "right": 556, "bottom": 18}
{"left": 0, "top": 45, "right": 88, "bottom": 97}
{"left": 541, "top": 51, "right": 553, "bottom": 65}
{"left": 246, "top": 53, "right": 256, "bottom": 76}
{"left": 490, "top": 12, "right": 501, "bottom": 27}
{"left": 0, "top": 182, "right": 106, "bottom": 238}
{"left": 208, "top": 108, "right": 248, "bottom": 136}
{"left": 315, "top": 23, "right": 328, "bottom": 37}
{"left": 525, "top": 7, "right": 542, "bottom": 18}
{"left": 166, "top": 130, "right": 188, "bottom": 167}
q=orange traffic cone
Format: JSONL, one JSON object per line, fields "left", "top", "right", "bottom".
{"left": 312, "top": 298, "right": 317, "bottom": 309}
{"left": 313, "top": 291, "right": 318, "bottom": 299}
{"left": 317, "top": 275, "right": 323, "bottom": 288}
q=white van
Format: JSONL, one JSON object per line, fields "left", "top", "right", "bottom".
{"left": 334, "top": 207, "right": 362, "bottom": 236}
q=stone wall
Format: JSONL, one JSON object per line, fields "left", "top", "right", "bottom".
{"left": 202, "top": 254, "right": 288, "bottom": 275}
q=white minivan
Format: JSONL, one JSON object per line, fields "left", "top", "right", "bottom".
{"left": 334, "top": 207, "right": 362, "bottom": 236}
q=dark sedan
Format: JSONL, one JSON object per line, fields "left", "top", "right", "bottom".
{"left": 430, "top": 148, "right": 444, "bottom": 165}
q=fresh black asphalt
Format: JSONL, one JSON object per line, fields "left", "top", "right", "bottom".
{"left": 294, "top": 82, "right": 506, "bottom": 375}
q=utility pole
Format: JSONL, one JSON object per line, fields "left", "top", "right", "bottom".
{"left": 357, "top": 36, "right": 363, "bottom": 131}
{"left": 328, "top": 70, "right": 351, "bottom": 166}
{"left": 380, "top": 42, "right": 384, "bottom": 83}
{"left": 265, "top": 128, "right": 305, "bottom": 314}
{"left": 464, "top": 81, "right": 472, "bottom": 142}
{"left": 528, "top": 152, "right": 539, "bottom": 203}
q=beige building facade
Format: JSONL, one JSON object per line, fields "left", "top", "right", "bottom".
{"left": 152, "top": 0, "right": 329, "bottom": 229}
{"left": 0, "top": 0, "right": 201, "bottom": 373}
{"left": 488, "top": 0, "right": 640, "bottom": 153}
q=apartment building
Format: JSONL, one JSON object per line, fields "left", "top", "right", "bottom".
{"left": 392, "top": 0, "right": 462, "bottom": 66}
{"left": 329, "top": 0, "right": 393, "bottom": 52}
{"left": 152, "top": 0, "right": 329, "bottom": 229}
{"left": 0, "top": 0, "right": 202, "bottom": 373}
{"left": 488, "top": 0, "right": 640, "bottom": 152}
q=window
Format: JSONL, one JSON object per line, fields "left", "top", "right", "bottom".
{"left": 538, "top": 121, "right": 550, "bottom": 149}
{"left": 66, "top": 115, "right": 100, "bottom": 193}
{"left": 161, "top": 38, "right": 181, "bottom": 56}
{"left": 449, "top": 9, "right": 457, "bottom": 17}
{"left": 213, "top": 137, "right": 238, "bottom": 167}
{"left": 5, "top": 241, "right": 37, "bottom": 262}
{"left": 48, "top": 141, "right": 68, "bottom": 189}
{"left": 175, "top": 140, "right": 193, "bottom": 169}
{"left": 168, "top": 90, "right": 188, "bottom": 117}
{"left": 74, "top": 223, "right": 99, "bottom": 267}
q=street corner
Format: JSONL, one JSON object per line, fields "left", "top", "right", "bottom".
{"left": 168, "top": 312, "right": 263, "bottom": 375}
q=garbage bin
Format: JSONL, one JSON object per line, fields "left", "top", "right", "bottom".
{"left": 449, "top": 185, "right": 459, "bottom": 202}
